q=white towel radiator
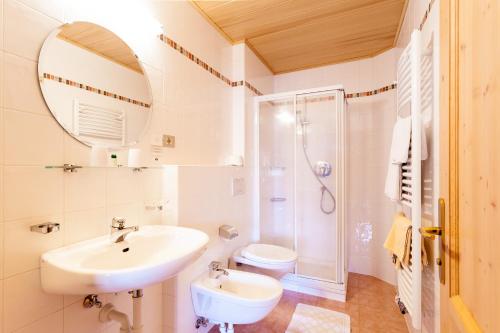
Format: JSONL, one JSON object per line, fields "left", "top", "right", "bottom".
{"left": 396, "top": 30, "right": 422, "bottom": 330}
{"left": 73, "top": 99, "right": 126, "bottom": 145}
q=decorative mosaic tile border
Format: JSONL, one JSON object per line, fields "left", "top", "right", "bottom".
{"left": 245, "top": 81, "right": 264, "bottom": 96}
{"left": 159, "top": 35, "right": 267, "bottom": 96}
{"left": 264, "top": 83, "right": 398, "bottom": 107}
{"left": 345, "top": 83, "right": 397, "bottom": 99}
{"left": 245, "top": 81, "right": 263, "bottom": 96}
{"left": 231, "top": 80, "right": 244, "bottom": 87}
{"left": 159, "top": 34, "right": 234, "bottom": 87}
{"left": 158, "top": 35, "right": 399, "bottom": 99}
{"left": 42, "top": 73, "right": 152, "bottom": 108}
{"left": 419, "top": 0, "right": 436, "bottom": 31}
{"left": 160, "top": 34, "right": 263, "bottom": 96}
{"left": 38, "top": 2, "right": 434, "bottom": 116}
{"left": 231, "top": 80, "right": 264, "bottom": 96}
{"left": 157, "top": 0, "right": 436, "bottom": 100}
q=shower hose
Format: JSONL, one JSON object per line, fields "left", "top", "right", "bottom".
{"left": 301, "top": 137, "right": 336, "bottom": 215}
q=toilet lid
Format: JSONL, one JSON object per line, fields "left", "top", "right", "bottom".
{"left": 241, "top": 244, "right": 297, "bottom": 264}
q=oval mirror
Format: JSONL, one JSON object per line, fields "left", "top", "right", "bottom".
{"left": 38, "top": 21, "right": 153, "bottom": 148}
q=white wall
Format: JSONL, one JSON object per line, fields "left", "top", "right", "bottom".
{"left": 242, "top": 44, "right": 274, "bottom": 243}
{"left": 0, "top": 1, "right": 167, "bottom": 331}
{"left": 161, "top": 166, "right": 253, "bottom": 333}
{"left": 0, "top": 1, "right": 270, "bottom": 333}
{"left": 274, "top": 49, "right": 399, "bottom": 285}
{"left": 150, "top": 1, "right": 235, "bottom": 165}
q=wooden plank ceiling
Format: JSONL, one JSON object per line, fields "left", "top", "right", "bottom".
{"left": 58, "top": 22, "right": 143, "bottom": 74}
{"left": 191, "top": 0, "right": 407, "bottom": 74}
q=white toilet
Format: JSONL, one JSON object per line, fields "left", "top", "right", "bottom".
{"left": 232, "top": 243, "right": 297, "bottom": 275}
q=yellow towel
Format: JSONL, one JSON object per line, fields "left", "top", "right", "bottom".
{"left": 420, "top": 217, "right": 432, "bottom": 267}
{"left": 384, "top": 212, "right": 412, "bottom": 268}
{"left": 402, "top": 225, "right": 413, "bottom": 267}
{"left": 401, "top": 238, "right": 429, "bottom": 269}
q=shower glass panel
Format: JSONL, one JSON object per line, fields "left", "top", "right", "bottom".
{"left": 295, "top": 92, "right": 339, "bottom": 282}
{"left": 258, "top": 97, "right": 295, "bottom": 249}
{"left": 256, "top": 87, "right": 345, "bottom": 286}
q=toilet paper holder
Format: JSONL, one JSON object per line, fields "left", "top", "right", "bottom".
{"left": 219, "top": 225, "right": 238, "bottom": 240}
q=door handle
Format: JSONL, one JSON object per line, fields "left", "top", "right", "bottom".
{"left": 438, "top": 198, "right": 445, "bottom": 284}
{"left": 418, "top": 198, "right": 445, "bottom": 284}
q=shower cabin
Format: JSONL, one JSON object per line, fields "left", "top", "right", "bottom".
{"left": 254, "top": 86, "right": 347, "bottom": 301}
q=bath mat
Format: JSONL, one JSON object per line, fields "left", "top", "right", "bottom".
{"left": 285, "top": 303, "right": 350, "bottom": 333}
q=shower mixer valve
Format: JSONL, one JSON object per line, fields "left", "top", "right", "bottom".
{"left": 314, "top": 161, "right": 332, "bottom": 177}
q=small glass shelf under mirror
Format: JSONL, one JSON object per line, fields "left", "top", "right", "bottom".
{"left": 44, "top": 164, "right": 165, "bottom": 172}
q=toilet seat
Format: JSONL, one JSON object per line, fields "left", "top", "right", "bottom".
{"left": 233, "top": 243, "right": 297, "bottom": 271}
{"left": 242, "top": 244, "right": 297, "bottom": 264}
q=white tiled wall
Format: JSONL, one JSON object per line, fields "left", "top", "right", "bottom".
{"left": 0, "top": 0, "right": 267, "bottom": 332}
{"left": 274, "top": 49, "right": 399, "bottom": 285}
{"left": 159, "top": 45, "right": 273, "bottom": 332}
{"left": 0, "top": 166, "right": 167, "bottom": 333}
{"left": 160, "top": 166, "right": 254, "bottom": 333}
{"left": 0, "top": 0, "right": 437, "bottom": 331}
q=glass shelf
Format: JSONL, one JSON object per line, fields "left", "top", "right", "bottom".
{"left": 44, "top": 164, "right": 164, "bottom": 172}
{"left": 43, "top": 163, "right": 242, "bottom": 171}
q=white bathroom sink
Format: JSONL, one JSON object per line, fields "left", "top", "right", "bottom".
{"left": 191, "top": 269, "right": 283, "bottom": 325}
{"left": 41, "top": 225, "right": 209, "bottom": 295}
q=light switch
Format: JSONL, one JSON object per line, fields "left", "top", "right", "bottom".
{"left": 231, "top": 177, "right": 245, "bottom": 196}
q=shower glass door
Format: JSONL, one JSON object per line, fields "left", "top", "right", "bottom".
{"left": 295, "top": 91, "right": 341, "bottom": 283}
{"left": 257, "top": 88, "right": 345, "bottom": 285}
{"left": 258, "top": 97, "right": 296, "bottom": 249}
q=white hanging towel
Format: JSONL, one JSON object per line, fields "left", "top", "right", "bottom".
{"left": 385, "top": 163, "right": 403, "bottom": 201}
{"left": 390, "top": 110, "right": 412, "bottom": 164}
{"left": 385, "top": 105, "right": 412, "bottom": 201}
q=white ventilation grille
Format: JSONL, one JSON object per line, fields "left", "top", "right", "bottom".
{"left": 73, "top": 100, "right": 125, "bottom": 145}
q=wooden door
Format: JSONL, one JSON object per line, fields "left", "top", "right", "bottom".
{"left": 440, "top": 0, "right": 499, "bottom": 332}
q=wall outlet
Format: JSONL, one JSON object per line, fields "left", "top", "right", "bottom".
{"left": 231, "top": 177, "right": 245, "bottom": 196}
{"left": 162, "top": 134, "right": 175, "bottom": 148}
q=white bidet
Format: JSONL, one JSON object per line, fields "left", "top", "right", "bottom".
{"left": 191, "top": 269, "right": 283, "bottom": 332}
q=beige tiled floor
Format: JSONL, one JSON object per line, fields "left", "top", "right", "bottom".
{"left": 209, "top": 273, "right": 408, "bottom": 333}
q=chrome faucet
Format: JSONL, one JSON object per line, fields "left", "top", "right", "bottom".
{"left": 208, "top": 261, "right": 229, "bottom": 279}
{"left": 110, "top": 217, "right": 139, "bottom": 243}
